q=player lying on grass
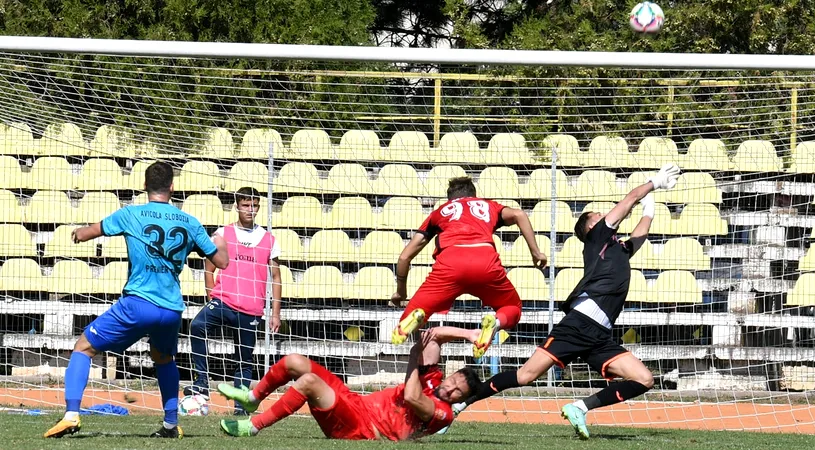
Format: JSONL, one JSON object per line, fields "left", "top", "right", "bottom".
{"left": 448, "top": 164, "right": 681, "bottom": 440}
{"left": 391, "top": 176, "right": 547, "bottom": 358}
{"left": 217, "top": 326, "right": 483, "bottom": 441}
{"left": 44, "top": 162, "right": 230, "bottom": 439}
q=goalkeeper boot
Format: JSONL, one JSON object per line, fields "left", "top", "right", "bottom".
{"left": 391, "top": 308, "right": 426, "bottom": 345}
{"left": 217, "top": 384, "right": 258, "bottom": 413}
{"left": 220, "top": 419, "right": 256, "bottom": 437}
{"left": 561, "top": 403, "right": 590, "bottom": 440}
{"left": 149, "top": 425, "right": 183, "bottom": 439}
{"left": 435, "top": 401, "right": 467, "bottom": 435}
{"left": 473, "top": 314, "right": 499, "bottom": 359}
{"left": 43, "top": 416, "right": 81, "bottom": 438}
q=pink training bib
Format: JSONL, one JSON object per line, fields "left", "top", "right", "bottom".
{"left": 210, "top": 225, "right": 273, "bottom": 317}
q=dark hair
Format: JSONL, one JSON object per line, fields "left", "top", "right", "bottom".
{"left": 144, "top": 161, "right": 174, "bottom": 195}
{"left": 574, "top": 211, "right": 593, "bottom": 243}
{"left": 235, "top": 186, "right": 261, "bottom": 205}
{"left": 455, "top": 367, "right": 482, "bottom": 397}
{"left": 447, "top": 176, "right": 477, "bottom": 200}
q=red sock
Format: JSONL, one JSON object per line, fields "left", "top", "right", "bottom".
{"left": 495, "top": 305, "right": 521, "bottom": 329}
{"left": 252, "top": 356, "right": 290, "bottom": 401}
{"left": 250, "top": 387, "right": 306, "bottom": 430}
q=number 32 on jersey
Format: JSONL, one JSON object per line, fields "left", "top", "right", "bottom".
{"left": 441, "top": 200, "right": 490, "bottom": 223}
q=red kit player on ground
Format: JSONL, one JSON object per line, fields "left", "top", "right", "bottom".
{"left": 217, "top": 327, "right": 483, "bottom": 441}
{"left": 390, "top": 176, "right": 547, "bottom": 358}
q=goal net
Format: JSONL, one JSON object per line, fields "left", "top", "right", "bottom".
{"left": 0, "top": 40, "right": 814, "bottom": 433}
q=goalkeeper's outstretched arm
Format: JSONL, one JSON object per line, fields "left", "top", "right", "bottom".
{"left": 604, "top": 163, "right": 680, "bottom": 229}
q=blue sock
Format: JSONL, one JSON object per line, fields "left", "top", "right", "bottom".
{"left": 156, "top": 360, "right": 180, "bottom": 426}
{"left": 65, "top": 352, "right": 91, "bottom": 413}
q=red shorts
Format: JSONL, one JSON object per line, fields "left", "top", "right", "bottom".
{"left": 409, "top": 245, "right": 521, "bottom": 316}
{"left": 308, "top": 363, "right": 378, "bottom": 440}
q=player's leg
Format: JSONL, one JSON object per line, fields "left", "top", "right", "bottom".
{"left": 231, "top": 310, "right": 260, "bottom": 415}
{"left": 146, "top": 306, "right": 184, "bottom": 439}
{"left": 187, "top": 298, "right": 226, "bottom": 397}
{"left": 218, "top": 352, "right": 311, "bottom": 413}
{"left": 469, "top": 262, "right": 523, "bottom": 358}
{"left": 392, "top": 267, "right": 460, "bottom": 344}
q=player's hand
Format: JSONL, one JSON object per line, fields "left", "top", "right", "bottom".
{"left": 647, "top": 163, "right": 681, "bottom": 190}
{"left": 532, "top": 250, "right": 548, "bottom": 269}
{"left": 212, "top": 233, "right": 227, "bottom": 250}
{"left": 71, "top": 229, "right": 80, "bottom": 244}
{"left": 270, "top": 315, "right": 281, "bottom": 333}
{"left": 390, "top": 290, "right": 407, "bottom": 307}
{"left": 640, "top": 193, "right": 656, "bottom": 219}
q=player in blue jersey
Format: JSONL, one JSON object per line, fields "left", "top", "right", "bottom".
{"left": 44, "top": 162, "right": 229, "bottom": 439}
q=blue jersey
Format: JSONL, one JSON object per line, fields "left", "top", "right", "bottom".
{"left": 101, "top": 201, "right": 217, "bottom": 311}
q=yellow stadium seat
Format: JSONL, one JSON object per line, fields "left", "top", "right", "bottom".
{"left": 521, "top": 168, "right": 571, "bottom": 200}
{"left": 37, "top": 123, "right": 87, "bottom": 156}
{"left": 49, "top": 260, "right": 96, "bottom": 295}
{"left": 277, "top": 196, "right": 325, "bottom": 228}
{"left": 588, "top": 136, "right": 631, "bottom": 168}
{"left": 629, "top": 239, "right": 658, "bottom": 270}
{"left": 684, "top": 139, "right": 731, "bottom": 171}
{"left": 0, "top": 258, "right": 45, "bottom": 291}
{"left": 790, "top": 142, "right": 815, "bottom": 174}
{"left": 476, "top": 167, "right": 521, "bottom": 199}
{"left": 0, "top": 225, "right": 36, "bottom": 257}
{"left": 733, "top": 140, "right": 783, "bottom": 172}
{"left": 45, "top": 225, "right": 97, "bottom": 258}
{"left": 529, "top": 201, "right": 575, "bottom": 233}
{"left": 180, "top": 267, "right": 206, "bottom": 297}
{"left": 0, "top": 156, "right": 26, "bottom": 190}
{"left": 77, "top": 159, "right": 126, "bottom": 191}
{"left": 425, "top": 165, "right": 467, "bottom": 198}
{"left": 181, "top": 195, "right": 226, "bottom": 226}
{"left": 1, "top": 122, "right": 35, "bottom": 155}
{"left": 787, "top": 273, "right": 815, "bottom": 306}
{"left": 224, "top": 161, "right": 268, "bottom": 193}
{"left": 306, "top": 230, "right": 357, "bottom": 262}
{"left": 414, "top": 237, "right": 437, "bottom": 265}
{"left": 89, "top": 125, "right": 136, "bottom": 159}
{"left": 27, "top": 191, "right": 74, "bottom": 224}
{"left": 633, "top": 137, "right": 679, "bottom": 169}
{"left": 554, "top": 268, "right": 583, "bottom": 301}
{"left": 359, "top": 231, "right": 404, "bottom": 264}
{"left": 74, "top": 192, "right": 120, "bottom": 224}
{"left": 437, "top": 132, "right": 478, "bottom": 164}
{"left": 271, "top": 229, "right": 304, "bottom": 262}
{"left": 543, "top": 134, "right": 583, "bottom": 167}
{"left": 299, "top": 266, "right": 346, "bottom": 299}
{"left": 328, "top": 197, "right": 374, "bottom": 229}
{"left": 674, "top": 204, "right": 727, "bottom": 235}
{"left": 175, "top": 161, "right": 222, "bottom": 192}
{"left": 555, "top": 236, "right": 584, "bottom": 268}
{"left": 381, "top": 197, "right": 424, "bottom": 230}
{"left": 618, "top": 202, "right": 672, "bottom": 235}
{"left": 625, "top": 171, "right": 670, "bottom": 203}
{"left": 800, "top": 247, "right": 815, "bottom": 273}
{"left": 0, "top": 190, "right": 23, "bottom": 223}
{"left": 274, "top": 162, "right": 323, "bottom": 194}
{"left": 507, "top": 267, "right": 549, "bottom": 302}
{"left": 30, "top": 157, "right": 76, "bottom": 190}
{"left": 384, "top": 131, "right": 432, "bottom": 163}
{"left": 626, "top": 270, "right": 649, "bottom": 303}
{"left": 99, "top": 262, "right": 129, "bottom": 294}
{"left": 190, "top": 127, "right": 236, "bottom": 159}
{"left": 580, "top": 201, "right": 616, "bottom": 216}
{"left": 660, "top": 237, "right": 710, "bottom": 270}
{"left": 487, "top": 133, "right": 534, "bottom": 165}
{"left": 127, "top": 160, "right": 155, "bottom": 191}
{"left": 276, "top": 265, "right": 294, "bottom": 295}
{"left": 407, "top": 266, "right": 432, "bottom": 297}
{"left": 239, "top": 129, "right": 286, "bottom": 160}
{"left": 290, "top": 129, "right": 333, "bottom": 160}
{"left": 375, "top": 164, "right": 425, "bottom": 196}
{"left": 132, "top": 193, "right": 149, "bottom": 206}
{"left": 351, "top": 267, "right": 396, "bottom": 301}
{"left": 573, "top": 170, "right": 620, "bottom": 201}
{"left": 101, "top": 236, "right": 128, "bottom": 259}
{"left": 326, "top": 163, "right": 373, "bottom": 195}
{"left": 652, "top": 271, "right": 702, "bottom": 303}
{"left": 338, "top": 130, "right": 379, "bottom": 161}
{"left": 503, "top": 235, "right": 552, "bottom": 267}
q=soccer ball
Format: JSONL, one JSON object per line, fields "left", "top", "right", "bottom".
{"left": 178, "top": 394, "right": 209, "bottom": 416}
{"left": 629, "top": 2, "right": 664, "bottom": 33}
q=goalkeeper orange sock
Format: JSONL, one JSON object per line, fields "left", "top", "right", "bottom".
{"left": 250, "top": 387, "right": 306, "bottom": 431}
{"left": 252, "top": 356, "right": 291, "bottom": 402}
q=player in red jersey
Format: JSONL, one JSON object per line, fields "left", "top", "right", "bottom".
{"left": 217, "top": 327, "right": 483, "bottom": 441}
{"left": 390, "top": 176, "right": 547, "bottom": 358}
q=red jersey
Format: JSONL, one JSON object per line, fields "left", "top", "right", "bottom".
{"left": 418, "top": 197, "right": 506, "bottom": 258}
{"left": 362, "top": 365, "right": 453, "bottom": 441}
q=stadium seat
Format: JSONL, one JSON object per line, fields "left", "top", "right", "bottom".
{"left": 351, "top": 267, "right": 396, "bottom": 300}
{"left": 180, "top": 267, "right": 206, "bottom": 297}
{"left": 800, "top": 247, "right": 815, "bottom": 273}
{"left": 573, "top": 170, "right": 620, "bottom": 201}
{"left": 37, "top": 123, "right": 87, "bottom": 156}
{"left": 359, "top": 231, "right": 404, "bottom": 264}
{"left": 520, "top": 168, "right": 571, "bottom": 200}
{"left": 486, "top": 133, "right": 534, "bottom": 165}
{"left": 476, "top": 167, "right": 521, "bottom": 199}
{"left": 543, "top": 134, "right": 583, "bottom": 167}
{"left": 191, "top": 127, "right": 236, "bottom": 159}
{"left": 99, "top": 262, "right": 129, "bottom": 294}
{"left": 290, "top": 129, "right": 333, "bottom": 160}
{"left": 1, "top": 122, "right": 35, "bottom": 155}
{"left": 76, "top": 159, "right": 126, "bottom": 191}
{"left": 384, "top": 131, "right": 432, "bottom": 163}
{"left": 0, "top": 258, "right": 45, "bottom": 292}
{"left": 407, "top": 266, "right": 432, "bottom": 297}
{"left": 181, "top": 195, "right": 226, "bottom": 226}
{"left": 555, "top": 236, "right": 584, "bottom": 268}
{"left": 338, "top": 130, "right": 379, "bottom": 161}
{"left": 588, "top": 136, "right": 631, "bottom": 168}
{"left": 30, "top": 156, "right": 76, "bottom": 191}
{"left": 298, "top": 266, "right": 346, "bottom": 299}
{"left": 0, "top": 224, "right": 36, "bottom": 257}
{"left": 276, "top": 265, "right": 295, "bottom": 295}
{"left": 132, "top": 193, "right": 149, "bottom": 206}
{"left": 127, "top": 160, "right": 155, "bottom": 191}
{"left": 239, "top": 129, "right": 286, "bottom": 160}
{"left": 626, "top": 270, "right": 650, "bottom": 303}
{"left": 328, "top": 197, "right": 374, "bottom": 229}
{"left": 274, "top": 162, "right": 324, "bottom": 194}
{"left": 652, "top": 271, "right": 702, "bottom": 303}
{"left": 661, "top": 238, "right": 711, "bottom": 270}
{"left": 48, "top": 260, "right": 96, "bottom": 295}
{"left": 618, "top": 201, "right": 672, "bottom": 235}
{"left": 276, "top": 196, "right": 325, "bottom": 228}
{"left": 787, "top": 273, "right": 815, "bottom": 306}
{"left": 175, "top": 161, "right": 222, "bottom": 192}
{"left": 45, "top": 225, "right": 97, "bottom": 258}
{"left": 425, "top": 165, "right": 467, "bottom": 198}
{"left": 507, "top": 267, "right": 549, "bottom": 302}
{"left": 684, "top": 139, "right": 731, "bottom": 171}
{"left": 529, "top": 201, "right": 575, "bottom": 233}
{"left": 633, "top": 137, "right": 679, "bottom": 169}
{"left": 554, "top": 268, "right": 583, "bottom": 301}
{"left": 375, "top": 164, "right": 426, "bottom": 197}
{"left": 224, "top": 161, "right": 268, "bottom": 193}
{"left": 733, "top": 140, "right": 784, "bottom": 172}
{"left": 0, "top": 156, "right": 26, "bottom": 190}
{"left": 326, "top": 163, "right": 374, "bottom": 195}
{"left": 89, "top": 125, "right": 136, "bottom": 159}
{"left": 790, "top": 142, "right": 815, "bottom": 174}
{"left": 503, "top": 235, "right": 552, "bottom": 267}
{"left": 306, "top": 230, "right": 357, "bottom": 262}
{"left": 437, "top": 132, "right": 478, "bottom": 164}
{"left": 625, "top": 171, "right": 670, "bottom": 203}
{"left": 628, "top": 239, "right": 658, "bottom": 270}
{"left": 74, "top": 192, "right": 121, "bottom": 224}
{"left": 101, "top": 236, "right": 128, "bottom": 259}
{"left": 271, "top": 228, "right": 304, "bottom": 262}
{"left": 0, "top": 190, "right": 23, "bottom": 223}
{"left": 580, "top": 201, "right": 616, "bottom": 217}
{"left": 674, "top": 204, "right": 727, "bottom": 235}
{"left": 26, "top": 191, "right": 75, "bottom": 224}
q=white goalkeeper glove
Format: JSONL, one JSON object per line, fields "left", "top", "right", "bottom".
{"left": 647, "top": 163, "right": 681, "bottom": 190}
{"left": 640, "top": 193, "right": 655, "bottom": 219}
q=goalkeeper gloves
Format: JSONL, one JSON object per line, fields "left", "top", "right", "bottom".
{"left": 640, "top": 193, "right": 655, "bottom": 219}
{"left": 647, "top": 163, "right": 681, "bottom": 190}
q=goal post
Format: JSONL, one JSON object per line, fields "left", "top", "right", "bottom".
{"left": 0, "top": 36, "right": 814, "bottom": 433}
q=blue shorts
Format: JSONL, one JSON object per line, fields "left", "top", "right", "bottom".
{"left": 85, "top": 295, "right": 182, "bottom": 356}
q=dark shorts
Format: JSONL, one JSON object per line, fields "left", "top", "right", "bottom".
{"left": 537, "top": 311, "right": 628, "bottom": 379}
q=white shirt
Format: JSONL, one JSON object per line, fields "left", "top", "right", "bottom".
{"left": 214, "top": 224, "right": 282, "bottom": 261}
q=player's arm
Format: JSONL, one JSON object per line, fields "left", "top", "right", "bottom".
{"left": 75, "top": 207, "right": 132, "bottom": 243}
{"left": 392, "top": 232, "right": 431, "bottom": 304}
{"left": 501, "top": 207, "right": 547, "bottom": 268}
{"left": 194, "top": 225, "right": 229, "bottom": 270}
{"left": 71, "top": 223, "right": 104, "bottom": 243}
{"left": 605, "top": 164, "right": 680, "bottom": 228}
{"left": 403, "top": 339, "right": 439, "bottom": 422}
{"left": 269, "top": 257, "right": 282, "bottom": 333}
{"left": 421, "top": 326, "right": 477, "bottom": 345}
{"left": 204, "top": 258, "right": 216, "bottom": 299}
{"left": 627, "top": 194, "right": 654, "bottom": 256}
